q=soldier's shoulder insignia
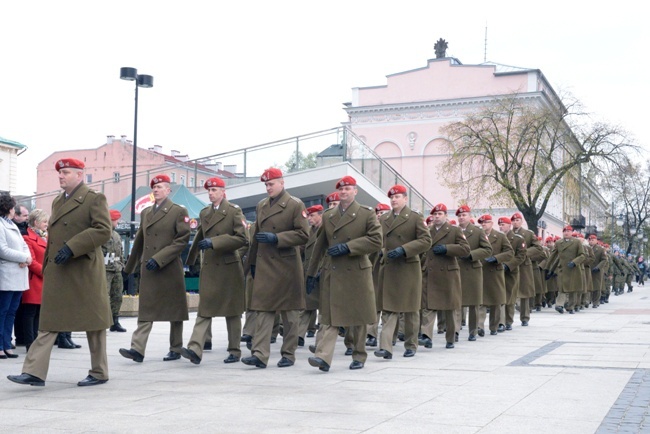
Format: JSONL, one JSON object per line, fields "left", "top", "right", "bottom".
{"left": 364, "top": 206, "right": 373, "bottom": 211}
{"left": 290, "top": 196, "right": 303, "bottom": 204}
{"left": 230, "top": 203, "right": 240, "bottom": 209}
{"left": 301, "top": 209, "right": 308, "bottom": 218}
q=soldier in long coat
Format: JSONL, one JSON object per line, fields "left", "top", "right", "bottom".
{"left": 9, "top": 158, "right": 112, "bottom": 387}
{"left": 297, "top": 205, "right": 324, "bottom": 345}
{"left": 589, "top": 235, "right": 608, "bottom": 308}
{"left": 456, "top": 205, "right": 492, "bottom": 341}
{"left": 306, "top": 176, "right": 382, "bottom": 372}
{"left": 511, "top": 212, "right": 545, "bottom": 326}
{"left": 242, "top": 168, "right": 309, "bottom": 369}
{"left": 541, "top": 237, "right": 559, "bottom": 307}
{"left": 120, "top": 175, "right": 190, "bottom": 363}
{"left": 180, "top": 177, "right": 247, "bottom": 365}
{"left": 611, "top": 250, "right": 627, "bottom": 296}
{"left": 477, "top": 214, "right": 513, "bottom": 335}
{"left": 366, "top": 203, "right": 390, "bottom": 347}
{"left": 498, "top": 217, "right": 527, "bottom": 331}
{"left": 374, "top": 185, "right": 431, "bottom": 359}
{"left": 545, "top": 225, "right": 586, "bottom": 313}
{"left": 580, "top": 236, "right": 595, "bottom": 309}
{"left": 533, "top": 236, "right": 549, "bottom": 311}
{"left": 420, "top": 203, "right": 470, "bottom": 349}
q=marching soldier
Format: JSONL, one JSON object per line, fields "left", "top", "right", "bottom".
{"left": 580, "top": 234, "right": 595, "bottom": 309}
{"left": 511, "top": 212, "right": 545, "bottom": 326}
{"left": 497, "top": 217, "right": 526, "bottom": 331}
{"left": 297, "top": 205, "right": 324, "bottom": 346}
{"left": 456, "top": 205, "right": 492, "bottom": 341}
{"left": 420, "top": 204, "right": 470, "bottom": 349}
{"left": 611, "top": 250, "right": 627, "bottom": 296}
{"left": 589, "top": 235, "right": 608, "bottom": 308}
{"left": 306, "top": 176, "right": 382, "bottom": 371}
{"left": 103, "top": 210, "right": 126, "bottom": 332}
{"left": 374, "top": 185, "right": 431, "bottom": 359}
{"left": 366, "top": 203, "right": 391, "bottom": 348}
{"left": 478, "top": 215, "right": 513, "bottom": 335}
{"left": 180, "top": 177, "right": 248, "bottom": 365}
{"left": 242, "top": 168, "right": 309, "bottom": 369}
{"left": 120, "top": 174, "right": 191, "bottom": 363}
{"left": 545, "top": 225, "right": 586, "bottom": 314}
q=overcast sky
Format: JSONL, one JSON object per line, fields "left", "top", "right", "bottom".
{"left": 2, "top": 1, "right": 648, "bottom": 196}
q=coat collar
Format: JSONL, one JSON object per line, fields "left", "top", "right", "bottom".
{"left": 145, "top": 198, "right": 172, "bottom": 228}
{"left": 202, "top": 199, "right": 229, "bottom": 231}
{"left": 327, "top": 200, "right": 361, "bottom": 232}
{"left": 258, "top": 190, "right": 291, "bottom": 224}
{"left": 382, "top": 206, "right": 411, "bottom": 234}
{"left": 431, "top": 221, "right": 451, "bottom": 245}
{"left": 50, "top": 183, "right": 90, "bottom": 225}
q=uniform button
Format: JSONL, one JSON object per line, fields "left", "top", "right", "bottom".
{"left": 333, "top": 236, "right": 337, "bottom": 239}
{"left": 332, "top": 266, "right": 336, "bottom": 270}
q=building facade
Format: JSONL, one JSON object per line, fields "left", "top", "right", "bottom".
{"left": 0, "top": 136, "right": 27, "bottom": 194}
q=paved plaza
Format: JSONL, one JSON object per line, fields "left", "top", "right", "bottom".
{"left": 2, "top": 284, "right": 650, "bottom": 433}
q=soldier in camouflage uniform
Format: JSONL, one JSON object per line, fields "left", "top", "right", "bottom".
{"left": 103, "top": 210, "right": 126, "bottom": 332}
{"left": 611, "top": 250, "right": 627, "bottom": 296}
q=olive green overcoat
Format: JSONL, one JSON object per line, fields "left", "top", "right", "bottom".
{"left": 546, "top": 237, "right": 586, "bottom": 293}
{"left": 481, "top": 230, "right": 513, "bottom": 306}
{"left": 458, "top": 224, "right": 492, "bottom": 306}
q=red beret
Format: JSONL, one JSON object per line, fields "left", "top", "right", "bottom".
{"left": 554, "top": 235, "right": 562, "bottom": 241}
{"left": 455, "top": 204, "right": 471, "bottom": 216}
{"left": 387, "top": 184, "right": 407, "bottom": 197}
{"left": 109, "top": 210, "right": 121, "bottom": 221}
{"left": 511, "top": 212, "right": 524, "bottom": 220}
{"left": 260, "top": 167, "right": 283, "bottom": 182}
{"left": 588, "top": 234, "right": 597, "bottom": 240}
{"left": 577, "top": 233, "right": 584, "bottom": 238}
{"left": 325, "top": 192, "right": 340, "bottom": 204}
{"left": 563, "top": 225, "right": 573, "bottom": 232}
{"left": 545, "top": 236, "right": 554, "bottom": 243}
{"left": 375, "top": 203, "right": 391, "bottom": 212}
{"left": 425, "top": 215, "right": 434, "bottom": 224}
{"left": 537, "top": 236, "right": 542, "bottom": 241}
{"left": 150, "top": 174, "right": 171, "bottom": 188}
{"left": 498, "top": 217, "right": 511, "bottom": 225}
{"left": 204, "top": 177, "right": 225, "bottom": 189}
{"left": 430, "top": 203, "right": 447, "bottom": 214}
{"left": 306, "top": 205, "right": 323, "bottom": 215}
{"left": 449, "top": 219, "right": 457, "bottom": 226}
{"left": 477, "top": 214, "right": 492, "bottom": 224}
{"left": 336, "top": 176, "right": 357, "bottom": 189}
{"left": 55, "top": 158, "right": 85, "bottom": 171}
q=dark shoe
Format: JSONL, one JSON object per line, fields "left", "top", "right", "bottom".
{"left": 397, "top": 332, "right": 405, "bottom": 342}
{"left": 240, "top": 334, "right": 252, "bottom": 342}
{"left": 338, "top": 327, "right": 345, "bottom": 337}
{"left": 497, "top": 324, "right": 505, "bottom": 333}
{"left": 437, "top": 329, "right": 445, "bottom": 334}
{"left": 461, "top": 320, "right": 467, "bottom": 327}
{"left": 163, "top": 351, "right": 181, "bottom": 361}
{"left": 270, "top": 337, "right": 276, "bottom": 344}
{"left": 223, "top": 354, "right": 240, "bottom": 364}
{"left": 57, "top": 333, "right": 75, "bottom": 349}
{"left": 374, "top": 349, "right": 392, "bottom": 359}
{"left": 308, "top": 356, "right": 330, "bottom": 372}
{"left": 180, "top": 347, "right": 201, "bottom": 365}
{"left": 418, "top": 336, "right": 432, "bottom": 349}
{"left": 0, "top": 354, "right": 6, "bottom": 359}
{"left": 446, "top": 342, "right": 455, "bottom": 349}
{"left": 505, "top": 324, "right": 513, "bottom": 331}
{"left": 490, "top": 331, "right": 498, "bottom": 336}
{"left": 349, "top": 360, "right": 364, "bottom": 370}
{"left": 65, "top": 333, "right": 81, "bottom": 349}
{"left": 308, "top": 344, "right": 316, "bottom": 354}
{"left": 521, "top": 321, "right": 529, "bottom": 326}
{"left": 119, "top": 348, "right": 144, "bottom": 363}
{"left": 403, "top": 349, "right": 416, "bottom": 357}
{"left": 109, "top": 316, "right": 127, "bottom": 332}
{"left": 535, "top": 306, "right": 541, "bottom": 312}
{"left": 203, "top": 341, "right": 212, "bottom": 351}
{"left": 344, "top": 347, "right": 353, "bottom": 356}
{"left": 246, "top": 341, "right": 252, "bottom": 350}
{"left": 3, "top": 350, "right": 19, "bottom": 359}
{"left": 477, "top": 328, "right": 485, "bottom": 337}
{"left": 366, "top": 336, "right": 377, "bottom": 347}
{"left": 7, "top": 373, "right": 45, "bottom": 387}
{"left": 568, "top": 310, "right": 575, "bottom": 314}
{"left": 298, "top": 337, "right": 305, "bottom": 347}
{"left": 555, "top": 305, "right": 565, "bottom": 314}
{"left": 306, "top": 331, "right": 315, "bottom": 338}
{"left": 277, "top": 357, "right": 294, "bottom": 368}
{"left": 455, "top": 332, "right": 459, "bottom": 342}
{"left": 468, "top": 334, "right": 476, "bottom": 341}
{"left": 241, "top": 355, "right": 267, "bottom": 368}
{"left": 77, "top": 375, "right": 108, "bottom": 387}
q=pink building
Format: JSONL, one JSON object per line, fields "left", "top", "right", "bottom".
{"left": 344, "top": 56, "right": 607, "bottom": 236}
{"left": 36, "top": 135, "right": 233, "bottom": 211}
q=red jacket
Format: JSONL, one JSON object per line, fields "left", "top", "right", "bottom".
{"left": 22, "top": 228, "right": 46, "bottom": 305}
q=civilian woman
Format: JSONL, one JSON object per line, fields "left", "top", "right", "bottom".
{"left": 0, "top": 193, "right": 31, "bottom": 359}
{"left": 22, "top": 209, "right": 49, "bottom": 351}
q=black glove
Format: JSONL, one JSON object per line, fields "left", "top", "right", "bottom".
{"left": 255, "top": 232, "right": 278, "bottom": 244}
{"left": 485, "top": 256, "right": 497, "bottom": 263}
{"left": 567, "top": 262, "right": 576, "bottom": 269}
{"left": 328, "top": 243, "right": 350, "bottom": 257}
{"left": 387, "top": 246, "right": 406, "bottom": 259}
{"left": 54, "top": 244, "right": 73, "bottom": 264}
{"left": 198, "top": 239, "right": 212, "bottom": 250}
{"left": 250, "top": 264, "right": 256, "bottom": 279}
{"left": 146, "top": 258, "right": 159, "bottom": 270}
{"left": 592, "top": 267, "right": 600, "bottom": 273}
{"left": 306, "top": 276, "right": 317, "bottom": 295}
{"left": 432, "top": 245, "right": 447, "bottom": 255}
{"left": 504, "top": 264, "right": 510, "bottom": 272}
{"left": 545, "top": 271, "right": 553, "bottom": 280}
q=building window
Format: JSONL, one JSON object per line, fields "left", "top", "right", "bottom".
{"left": 190, "top": 177, "right": 195, "bottom": 187}
{"left": 86, "top": 174, "right": 92, "bottom": 183}
{"left": 199, "top": 179, "right": 204, "bottom": 187}
{"left": 171, "top": 173, "right": 176, "bottom": 182}
{"left": 113, "top": 172, "right": 120, "bottom": 183}
{"left": 180, "top": 175, "right": 185, "bottom": 186}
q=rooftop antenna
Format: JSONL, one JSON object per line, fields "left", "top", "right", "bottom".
{"left": 484, "top": 22, "right": 488, "bottom": 63}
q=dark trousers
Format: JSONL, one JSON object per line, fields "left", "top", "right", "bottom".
{"left": 0, "top": 291, "right": 22, "bottom": 351}
{"left": 21, "top": 303, "right": 40, "bottom": 349}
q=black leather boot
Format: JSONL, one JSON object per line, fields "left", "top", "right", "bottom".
{"left": 65, "top": 332, "right": 81, "bottom": 349}
{"left": 110, "top": 316, "right": 127, "bottom": 332}
{"left": 57, "top": 332, "right": 74, "bottom": 349}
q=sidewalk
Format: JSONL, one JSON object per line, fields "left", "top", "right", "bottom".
{"left": 1, "top": 284, "right": 649, "bottom": 433}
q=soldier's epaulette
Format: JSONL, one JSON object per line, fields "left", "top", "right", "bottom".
{"left": 230, "top": 202, "right": 240, "bottom": 208}
{"left": 513, "top": 233, "right": 524, "bottom": 239}
{"left": 290, "top": 195, "right": 303, "bottom": 204}
{"left": 257, "top": 197, "right": 269, "bottom": 206}
{"left": 363, "top": 206, "right": 373, "bottom": 211}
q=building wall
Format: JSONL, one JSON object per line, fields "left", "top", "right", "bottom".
{"left": 0, "top": 143, "right": 20, "bottom": 194}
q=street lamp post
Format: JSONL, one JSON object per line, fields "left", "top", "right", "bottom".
{"left": 119, "top": 67, "right": 153, "bottom": 240}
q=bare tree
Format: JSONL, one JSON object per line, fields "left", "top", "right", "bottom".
{"left": 440, "top": 92, "right": 636, "bottom": 233}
